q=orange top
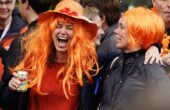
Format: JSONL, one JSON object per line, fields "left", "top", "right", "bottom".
{"left": 28, "top": 63, "right": 79, "bottom": 110}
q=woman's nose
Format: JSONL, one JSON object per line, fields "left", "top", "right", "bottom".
{"left": 114, "top": 27, "right": 119, "bottom": 34}
{"left": 99, "top": 28, "right": 104, "bottom": 35}
{"left": 60, "top": 27, "right": 67, "bottom": 35}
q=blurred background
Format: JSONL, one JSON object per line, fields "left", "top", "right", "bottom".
{"left": 16, "top": 0, "right": 152, "bottom": 9}
{"left": 123, "top": 0, "right": 152, "bottom": 8}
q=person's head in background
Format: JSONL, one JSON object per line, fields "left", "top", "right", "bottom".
{"left": 152, "top": 0, "right": 170, "bottom": 29}
{"left": 120, "top": 0, "right": 128, "bottom": 14}
{"left": 114, "top": 7, "right": 165, "bottom": 53}
{"left": 84, "top": 6, "right": 104, "bottom": 48}
{"left": 0, "top": 0, "right": 16, "bottom": 25}
{"left": 74, "top": 0, "right": 80, "bottom": 3}
{"left": 50, "top": 0, "right": 82, "bottom": 10}
{"left": 17, "top": 0, "right": 51, "bottom": 24}
{"left": 93, "top": 0, "right": 120, "bottom": 31}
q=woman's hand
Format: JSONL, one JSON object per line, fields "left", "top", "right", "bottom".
{"left": 8, "top": 72, "right": 21, "bottom": 91}
{"left": 162, "top": 53, "right": 170, "bottom": 66}
{"left": 144, "top": 46, "right": 163, "bottom": 64}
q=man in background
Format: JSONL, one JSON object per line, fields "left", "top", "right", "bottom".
{"left": 0, "top": 0, "right": 26, "bottom": 83}
{"left": 0, "top": 0, "right": 51, "bottom": 109}
{"left": 151, "top": 0, "right": 170, "bottom": 73}
{"left": 152, "top": 0, "right": 170, "bottom": 34}
{"left": 94, "top": 0, "right": 121, "bottom": 53}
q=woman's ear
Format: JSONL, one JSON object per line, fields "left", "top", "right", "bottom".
{"left": 100, "top": 15, "right": 105, "bottom": 24}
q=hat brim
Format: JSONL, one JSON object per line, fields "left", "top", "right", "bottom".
{"left": 38, "top": 11, "right": 98, "bottom": 39}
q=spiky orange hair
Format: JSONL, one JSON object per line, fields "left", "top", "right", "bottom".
{"left": 124, "top": 7, "right": 165, "bottom": 50}
{"left": 13, "top": 15, "right": 99, "bottom": 98}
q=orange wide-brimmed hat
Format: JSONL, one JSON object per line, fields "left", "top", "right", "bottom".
{"left": 38, "top": 0, "right": 98, "bottom": 39}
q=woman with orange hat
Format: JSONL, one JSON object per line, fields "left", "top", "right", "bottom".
{"left": 1, "top": 0, "right": 99, "bottom": 110}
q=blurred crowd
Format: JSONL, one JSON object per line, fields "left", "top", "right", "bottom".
{"left": 0, "top": 0, "right": 169, "bottom": 110}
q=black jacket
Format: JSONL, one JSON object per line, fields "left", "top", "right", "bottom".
{"left": 0, "top": 8, "right": 27, "bottom": 78}
{"left": 79, "top": 52, "right": 120, "bottom": 110}
{"left": 99, "top": 50, "right": 170, "bottom": 110}
{"left": 0, "top": 20, "right": 36, "bottom": 110}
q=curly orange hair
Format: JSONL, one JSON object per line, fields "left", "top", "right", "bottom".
{"left": 161, "top": 34, "right": 170, "bottom": 56}
{"left": 124, "top": 7, "right": 165, "bottom": 49}
{"left": 13, "top": 15, "right": 99, "bottom": 98}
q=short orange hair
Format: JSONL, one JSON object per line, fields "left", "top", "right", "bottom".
{"left": 124, "top": 7, "right": 165, "bottom": 49}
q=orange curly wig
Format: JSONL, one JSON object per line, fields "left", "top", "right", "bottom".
{"left": 13, "top": 15, "right": 99, "bottom": 98}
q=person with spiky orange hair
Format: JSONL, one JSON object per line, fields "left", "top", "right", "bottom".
{"left": 97, "top": 7, "right": 170, "bottom": 110}
{"left": 1, "top": 0, "right": 99, "bottom": 110}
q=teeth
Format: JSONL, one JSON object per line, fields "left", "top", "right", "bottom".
{"left": 57, "top": 36, "right": 68, "bottom": 42}
{"left": 58, "top": 37, "right": 67, "bottom": 40}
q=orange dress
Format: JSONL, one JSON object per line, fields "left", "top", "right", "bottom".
{"left": 28, "top": 63, "right": 79, "bottom": 110}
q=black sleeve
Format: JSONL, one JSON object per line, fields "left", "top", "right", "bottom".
{"left": 97, "top": 52, "right": 120, "bottom": 67}
{"left": 0, "top": 47, "right": 7, "bottom": 59}
{"left": 7, "top": 37, "right": 24, "bottom": 67}
{"left": 0, "top": 37, "right": 24, "bottom": 110}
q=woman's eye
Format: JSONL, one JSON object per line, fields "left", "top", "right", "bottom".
{"left": 66, "top": 25, "right": 74, "bottom": 30}
{"left": 56, "top": 23, "right": 62, "bottom": 28}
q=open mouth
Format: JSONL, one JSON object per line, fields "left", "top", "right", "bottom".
{"left": 58, "top": 37, "right": 69, "bottom": 43}
{"left": 164, "top": 12, "right": 170, "bottom": 16}
{"left": 115, "top": 35, "right": 121, "bottom": 40}
{"left": 57, "top": 36, "right": 69, "bottom": 47}
{"left": 0, "top": 10, "right": 7, "bottom": 15}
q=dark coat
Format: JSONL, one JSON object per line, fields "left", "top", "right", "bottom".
{"left": 79, "top": 52, "right": 120, "bottom": 110}
{"left": 0, "top": 21, "right": 36, "bottom": 110}
{"left": 2, "top": 9, "right": 27, "bottom": 41}
{"left": 99, "top": 50, "right": 170, "bottom": 110}
{"left": 0, "top": 8, "right": 27, "bottom": 80}
{"left": 97, "top": 23, "right": 120, "bottom": 54}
